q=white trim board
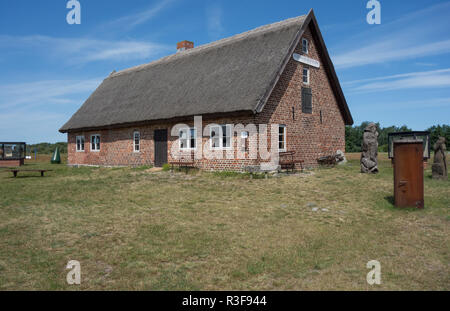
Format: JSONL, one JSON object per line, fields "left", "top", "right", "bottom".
{"left": 293, "top": 53, "right": 320, "bottom": 68}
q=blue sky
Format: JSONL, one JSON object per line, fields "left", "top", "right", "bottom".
{"left": 0, "top": 0, "right": 449, "bottom": 143}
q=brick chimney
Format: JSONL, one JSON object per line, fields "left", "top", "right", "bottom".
{"left": 177, "top": 40, "right": 194, "bottom": 52}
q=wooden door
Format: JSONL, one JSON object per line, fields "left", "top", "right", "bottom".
{"left": 394, "top": 142, "right": 424, "bottom": 208}
{"left": 154, "top": 129, "right": 168, "bottom": 167}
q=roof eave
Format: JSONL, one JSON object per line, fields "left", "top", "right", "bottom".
{"left": 59, "top": 109, "right": 255, "bottom": 134}
{"left": 308, "top": 10, "right": 353, "bottom": 125}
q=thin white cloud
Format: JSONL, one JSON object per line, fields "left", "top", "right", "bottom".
{"left": 334, "top": 39, "right": 450, "bottom": 69}
{"left": 0, "top": 78, "right": 104, "bottom": 142}
{"left": 346, "top": 68, "right": 450, "bottom": 93}
{"left": 0, "top": 111, "right": 68, "bottom": 143}
{"left": 206, "top": 3, "right": 225, "bottom": 40}
{"left": 385, "top": 97, "right": 450, "bottom": 109}
{"left": 332, "top": 2, "right": 450, "bottom": 69}
{"left": 343, "top": 68, "right": 450, "bottom": 86}
{"left": 414, "top": 62, "right": 437, "bottom": 67}
{"left": 350, "top": 97, "right": 450, "bottom": 112}
{"left": 0, "top": 1, "right": 176, "bottom": 65}
{"left": 103, "top": 0, "right": 175, "bottom": 31}
{"left": 0, "top": 35, "right": 171, "bottom": 64}
{"left": 0, "top": 78, "right": 102, "bottom": 109}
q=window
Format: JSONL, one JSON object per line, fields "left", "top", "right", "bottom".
{"left": 302, "top": 67, "right": 310, "bottom": 85}
{"left": 222, "top": 125, "right": 231, "bottom": 148}
{"left": 76, "top": 136, "right": 85, "bottom": 152}
{"left": 210, "top": 125, "right": 231, "bottom": 149}
{"left": 211, "top": 126, "right": 221, "bottom": 149}
{"left": 179, "top": 128, "right": 196, "bottom": 150}
{"left": 302, "top": 87, "right": 312, "bottom": 114}
{"left": 190, "top": 128, "right": 197, "bottom": 149}
{"left": 240, "top": 131, "right": 249, "bottom": 152}
{"left": 133, "top": 131, "right": 140, "bottom": 152}
{"left": 91, "top": 134, "right": 100, "bottom": 151}
{"left": 279, "top": 125, "right": 286, "bottom": 152}
{"left": 302, "top": 38, "right": 309, "bottom": 54}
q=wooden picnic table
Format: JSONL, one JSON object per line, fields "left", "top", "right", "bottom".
{"left": 8, "top": 169, "right": 52, "bottom": 177}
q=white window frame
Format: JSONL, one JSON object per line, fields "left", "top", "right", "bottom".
{"left": 133, "top": 131, "right": 140, "bottom": 153}
{"left": 240, "top": 131, "right": 249, "bottom": 152}
{"left": 302, "top": 38, "right": 309, "bottom": 54}
{"left": 76, "top": 136, "right": 85, "bottom": 152}
{"left": 278, "top": 125, "right": 287, "bottom": 152}
{"left": 91, "top": 134, "right": 101, "bottom": 152}
{"left": 179, "top": 127, "right": 197, "bottom": 150}
{"left": 303, "top": 67, "right": 310, "bottom": 85}
{"left": 210, "top": 124, "right": 232, "bottom": 150}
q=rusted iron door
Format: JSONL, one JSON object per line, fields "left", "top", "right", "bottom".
{"left": 393, "top": 141, "right": 424, "bottom": 208}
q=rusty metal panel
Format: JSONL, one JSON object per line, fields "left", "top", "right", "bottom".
{"left": 393, "top": 141, "right": 424, "bottom": 208}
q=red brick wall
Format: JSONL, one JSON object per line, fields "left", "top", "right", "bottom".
{"left": 67, "top": 24, "right": 346, "bottom": 170}
{"left": 256, "top": 25, "right": 345, "bottom": 168}
{"left": 68, "top": 116, "right": 260, "bottom": 170}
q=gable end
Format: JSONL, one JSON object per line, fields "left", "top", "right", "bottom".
{"left": 255, "top": 9, "right": 353, "bottom": 125}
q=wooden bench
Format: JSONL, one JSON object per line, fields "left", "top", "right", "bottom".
{"left": 279, "top": 151, "right": 304, "bottom": 172}
{"left": 169, "top": 151, "right": 196, "bottom": 173}
{"left": 9, "top": 169, "right": 52, "bottom": 177}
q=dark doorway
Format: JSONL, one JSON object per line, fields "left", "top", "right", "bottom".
{"left": 154, "top": 129, "right": 168, "bottom": 167}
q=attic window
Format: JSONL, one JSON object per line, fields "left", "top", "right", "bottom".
{"left": 278, "top": 125, "right": 287, "bottom": 152}
{"left": 303, "top": 67, "right": 310, "bottom": 85}
{"left": 302, "top": 38, "right": 309, "bottom": 54}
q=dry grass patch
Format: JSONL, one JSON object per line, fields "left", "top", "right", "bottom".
{"left": 0, "top": 153, "right": 448, "bottom": 290}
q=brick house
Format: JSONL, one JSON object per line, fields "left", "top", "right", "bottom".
{"left": 60, "top": 9, "right": 353, "bottom": 171}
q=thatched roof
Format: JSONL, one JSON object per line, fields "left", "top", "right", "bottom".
{"left": 60, "top": 10, "right": 352, "bottom": 133}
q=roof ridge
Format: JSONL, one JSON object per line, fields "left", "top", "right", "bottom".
{"left": 109, "top": 15, "right": 306, "bottom": 79}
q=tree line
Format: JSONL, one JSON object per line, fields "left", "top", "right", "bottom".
{"left": 345, "top": 123, "right": 450, "bottom": 153}
{"left": 26, "top": 142, "right": 68, "bottom": 155}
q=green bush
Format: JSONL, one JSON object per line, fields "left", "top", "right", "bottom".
{"left": 378, "top": 144, "right": 389, "bottom": 152}
{"left": 162, "top": 163, "right": 171, "bottom": 171}
{"left": 346, "top": 122, "right": 450, "bottom": 154}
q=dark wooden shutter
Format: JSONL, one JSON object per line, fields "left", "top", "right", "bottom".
{"left": 302, "top": 87, "right": 312, "bottom": 114}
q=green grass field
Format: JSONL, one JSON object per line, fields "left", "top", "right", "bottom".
{"left": 0, "top": 154, "right": 448, "bottom": 290}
